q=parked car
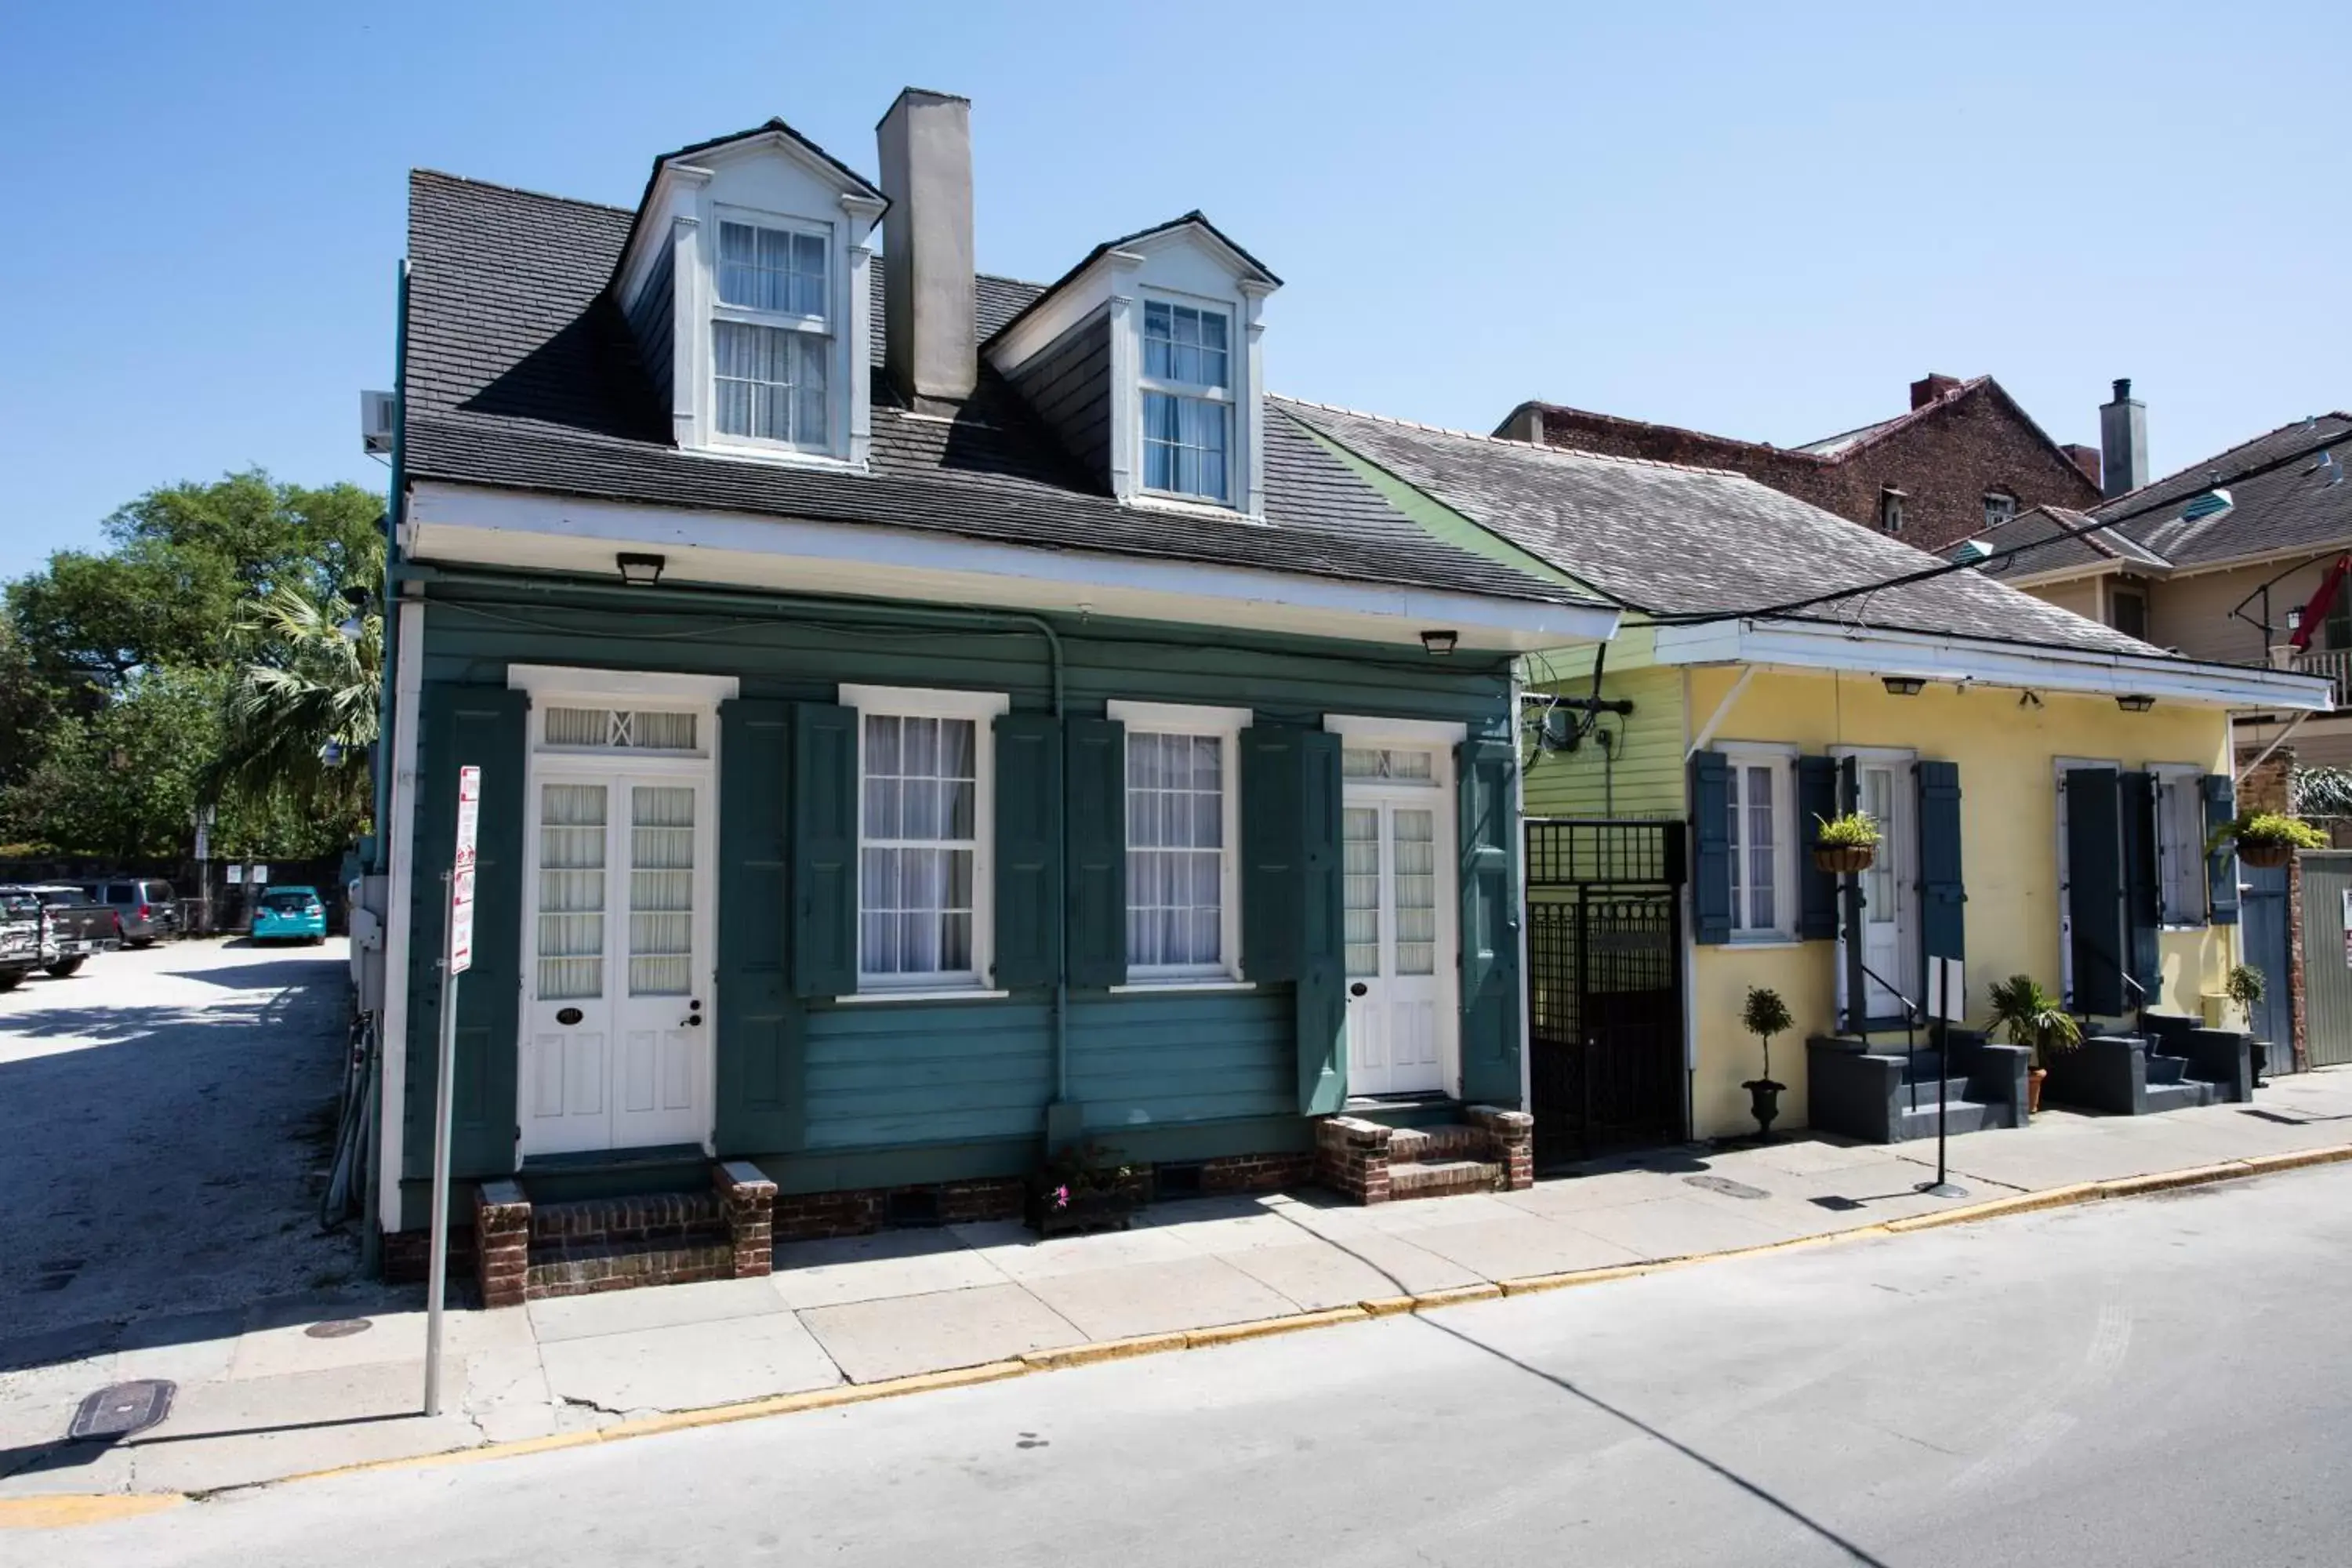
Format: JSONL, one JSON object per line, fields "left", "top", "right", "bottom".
{"left": 0, "top": 887, "right": 41, "bottom": 991}
{"left": 252, "top": 885, "right": 328, "bottom": 945}
{"left": 6, "top": 884, "right": 122, "bottom": 977}
{"left": 85, "top": 878, "right": 180, "bottom": 946}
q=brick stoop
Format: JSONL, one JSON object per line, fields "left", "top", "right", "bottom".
{"left": 472, "top": 1160, "right": 779, "bottom": 1306}
{"left": 1315, "top": 1105, "right": 1535, "bottom": 1205}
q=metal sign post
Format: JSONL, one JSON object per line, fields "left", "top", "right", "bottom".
{"left": 423, "top": 765, "right": 481, "bottom": 1417}
{"left": 1917, "top": 956, "right": 1969, "bottom": 1200}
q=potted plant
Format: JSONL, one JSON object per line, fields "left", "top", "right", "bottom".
{"left": 1740, "top": 986, "right": 1792, "bottom": 1140}
{"left": 2227, "top": 964, "right": 2270, "bottom": 1086}
{"left": 1811, "top": 811, "right": 1881, "bottom": 874}
{"left": 2217, "top": 811, "right": 2328, "bottom": 869}
{"left": 1986, "top": 975, "right": 2082, "bottom": 1115}
{"left": 1025, "top": 1142, "right": 1143, "bottom": 1237}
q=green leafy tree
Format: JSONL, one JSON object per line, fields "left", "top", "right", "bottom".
{"left": 215, "top": 567, "right": 382, "bottom": 839}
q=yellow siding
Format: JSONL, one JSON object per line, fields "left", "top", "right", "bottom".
{"left": 2144, "top": 561, "right": 2312, "bottom": 668}
{"left": 1684, "top": 666, "right": 2238, "bottom": 1139}
{"left": 2028, "top": 575, "right": 2106, "bottom": 624}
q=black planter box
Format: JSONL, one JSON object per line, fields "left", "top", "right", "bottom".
{"left": 1025, "top": 1185, "right": 1138, "bottom": 1238}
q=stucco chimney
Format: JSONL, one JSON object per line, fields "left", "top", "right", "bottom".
{"left": 1910, "top": 372, "right": 1963, "bottom": 410}
{"left": 877, "top": 89, "right": 976, "bottom": 404}
{"left": 2100, "top": 379, "right": 2147, "bottom": 499}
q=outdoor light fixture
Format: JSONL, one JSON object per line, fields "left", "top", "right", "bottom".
{"left": 1421, "top": 629, "right": 1460, "bottom": 656}
{"left": 2117, "top": 694, "right": 2157, "bottom": 713}
{"left": 1882, "top": 675, "right": 1926, "bottom": 697}
{"left": 335, "top": 583, "right": 370, "bottom": 642}
{"left": 617, "top": 552, "right": 666, "bottom": 586}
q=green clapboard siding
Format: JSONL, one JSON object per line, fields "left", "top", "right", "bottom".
{"left": 1522, "top": 659, "right": 1686, "bottom": 821}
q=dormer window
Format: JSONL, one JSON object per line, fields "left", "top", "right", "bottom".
{"left": 713, "top": 215, "right": 833, "bottom": 450}
{"left": 1142, "top": 299, "right": 1233, "bottom": 504}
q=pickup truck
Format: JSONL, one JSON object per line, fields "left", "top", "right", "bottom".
{"left": 2, "top": 884, "right": 122, "bottom": 978}
{"left": 0, "top": 887, "right": 40, "bottom": 990}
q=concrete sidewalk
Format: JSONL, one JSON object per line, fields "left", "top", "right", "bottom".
{"left": 11, "top": 1067, "right": 2352, "bottom": 1501}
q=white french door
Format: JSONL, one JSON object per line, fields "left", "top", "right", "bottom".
{"left": 1857, "top": 761, "right": 1918, "bottom": 1020}
{"left": 1341, "top": 787, "right": 1457, "bottom": 1098}
{"left": 521, "top": 767, "right": 714, "bottom": 1156}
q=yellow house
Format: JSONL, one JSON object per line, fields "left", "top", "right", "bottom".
{"left": 1279, "top": 399, "right": 2332, "bottom": 1148}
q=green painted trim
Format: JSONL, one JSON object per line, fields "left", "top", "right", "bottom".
{"left": 1294, "top": 426, "right": 1609, "bottom": 599}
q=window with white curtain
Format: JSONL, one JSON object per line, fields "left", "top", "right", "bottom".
{"left": 713, "top": 215, "right": 830, "bottom": 451}
{"left": 846, "top": 687, "right": 1004, "bottom": 990}
{"left": 1112, "top": 702, "right": 1247, "bottom": 981}
{"left": 1722, "top": 747, "right": 1794, "bottom": 938}
{"left": 537, "top": 782, "right": 608, "bottom": 1001}
{"left": 1141, "top": 299, "right": 1232, "bottom": 503}
{"left": 629, "top": 785, "right": 695, "bottom": 995}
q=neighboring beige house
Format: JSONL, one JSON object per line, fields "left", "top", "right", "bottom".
{"left": 1955, "top": 409, "right": 2352, "bottom": 769}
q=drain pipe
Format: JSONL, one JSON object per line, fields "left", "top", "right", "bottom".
{"left": 387, "top": 563, "right": 1076, "bottom": 1139}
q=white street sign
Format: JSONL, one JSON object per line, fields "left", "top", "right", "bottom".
{"left": 449, "top": 766, "right": 480, "bottom": 975}
{"left": 1925, "top": 956, "right": 1967, "bottom": 1024}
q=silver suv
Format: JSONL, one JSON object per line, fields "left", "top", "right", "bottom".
{"left": 85, "top": 879, "right": 180, "bottom": 946}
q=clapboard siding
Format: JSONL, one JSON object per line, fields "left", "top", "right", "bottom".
{"left": 1005, "top": 310, "right": 1112, "bottom": 479}
{"left": 622, "top": 243, "right": 675, "bottom": 412}
{"left": 1523, "top": 647, "right": 1686, "bottom": 821}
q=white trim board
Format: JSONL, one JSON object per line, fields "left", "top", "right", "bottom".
{"left": 1321, "top": 713, "right": 1469, "bottom": 746}
{"left": 508, "top": 665, "right": 741, "bottom": 704}
{"left": 405, "top": 481, "right": 1617, "bottom": 654}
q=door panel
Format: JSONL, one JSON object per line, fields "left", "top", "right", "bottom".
{"left": 612, "top": 780, "right": 708, "bottom": 1147}
{"left": 1341, "top": 790, "right": 1450, "bottom": 1096}
{"left": 523, "top": 781, "right": 615, "bottom": 1155}
{"left": 1857, "top": 764, "right": 1917, "bottom": 1019}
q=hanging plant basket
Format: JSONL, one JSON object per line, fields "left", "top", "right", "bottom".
{"left": 1812, "top": 844, "right": 1876, "bottom": 874}
{"left": 2238, "top": 840, "right": 2295, "bottom": 869}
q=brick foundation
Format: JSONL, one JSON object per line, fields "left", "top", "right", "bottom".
{"left": 1314, "top": 1107, "right": 1533, "bottom": 1204}
{"left": 381, "top": 1223, "right": 473, "bottom": 1286}
{"left": 474, "top": 1180, "right": 532, "bottom": 1308}
{"left": 715, "top": 1160, "right": 777, "bottom": 1276}
{"left": 1465, "top": 1105, "right": 1536, "bottom": 1191}
{"left": 1315, "top": 1117, "right": 1396, "bottom": 1203}
{"left": 1196, "top": 1150, "right": 1316, "bottom": 1193}
{"left": 771, "top": 1177, "right": 1026, "bottom": 1242}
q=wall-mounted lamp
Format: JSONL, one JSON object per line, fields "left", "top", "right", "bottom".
{"left": 2288, "top": 607, "right": 2305, "bottom": 631}
{"left": 2018, "top": 690, "right": 2044, "bottom": 709}
{"left": 617, "top": 552, "right": 666, "bottom": 587}
{"left": 1420, "top": 629, "right": 1459, "bottom": 657}
{"left": 2116, "top": 693, "right": 2157, "bottom": 713}
{"left": 1881, "top": 675, "right": 1926, "bottom": 697}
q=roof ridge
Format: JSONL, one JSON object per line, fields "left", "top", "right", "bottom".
{"left": 411, "top": 167, "right": 633, "bottom": 217}
{"left": 2098, "top": 410, "right": 2352, "bottom": 520}
{"left": 1272, "top": 395, "right": 1750, "bottom": 480}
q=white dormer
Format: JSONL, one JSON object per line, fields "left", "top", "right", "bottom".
{"left": 988, "top": 216, "right": 1279, "bottom": 520}
{"left": 614, "top": 121, "right": 888, "bottom": 469}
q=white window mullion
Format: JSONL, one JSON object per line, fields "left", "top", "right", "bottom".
{"left": 1110, "top": 699, "right": 1248, "bottom": 982}
{"left": 844, "top": 685, "right": 1007, "bottom": 992}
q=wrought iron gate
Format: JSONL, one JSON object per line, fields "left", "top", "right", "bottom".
{"left": 1525, "top": 819, "right": 1687, "bottom": 1167}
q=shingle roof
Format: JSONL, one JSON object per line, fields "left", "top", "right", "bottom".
{"left": 1279, "top": 399, "right": 2163, "bottom": 659}
{"left": 1957, "top": 504, "right": 2172, "bottom": 580}
{"left": 401, "top": 171, "right": 1594, "bottom": 609}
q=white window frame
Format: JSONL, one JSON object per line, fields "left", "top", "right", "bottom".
{"left": 2150, "top": 762, "right": 2209, "bottom": 928}
{"left": 1983, "top": 491, "right": 2017, "bottom": 528}
{"left": 840, "top": 684, "right": 1009, "bottom": 997}
{"left": 710, "top": 205, "right": 837, "bottom": 458}
{"left": 1108, "top": 699, "right": 1248, "bottom": 985}
{"left": 1878, "top": 488, "right": 1906, "bottom": 535}
{"left": 1721, "top": 742, "right": 1798, "bottom": 942}
{"left": 1137, "top": 291, "right": 1237, "bottom": 509}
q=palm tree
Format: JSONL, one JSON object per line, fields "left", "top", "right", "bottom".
{"left": 213, "top": 569, "right": 381, "bottom": 833}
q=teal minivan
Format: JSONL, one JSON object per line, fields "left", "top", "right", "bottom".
{"left": 252, "top": 886, "right": 328, "bottom": 945}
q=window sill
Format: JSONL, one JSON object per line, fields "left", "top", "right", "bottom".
{"left": 1722, "top": 937, "right": 1808, "bottom": 951}
{"left": 835, "top": 987, "right": 1011, "bottom": 1005}
{"left": 1109, "top": 979, "right": 1257, "bottom": 994}
{"left": 684, "top": 441, "right": 864, "bottom": 474}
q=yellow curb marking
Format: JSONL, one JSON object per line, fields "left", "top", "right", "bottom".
{"left": 1021, "top": 1333, "right": 1191, "bottom": 1370}
{"left": 1183, "top": 1307, "right": 1367, "bottom": 1349}
{"left": 0, "top": 1494, "right": 187, "bottom": 1530}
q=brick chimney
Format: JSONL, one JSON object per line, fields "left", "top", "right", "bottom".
{"left": 2100, "top": 377, "right": 2147, "bottom": 499}
{"left": 1910, "top": 372, "right": 1963, "bottom": 410}
{"left": 2060, "top": 443, "right": 2103, "bottom": 485}
{"left": 877, "top": 89, "right": 977, "bottom": 405}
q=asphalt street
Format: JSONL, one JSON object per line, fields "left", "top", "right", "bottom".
{"left": 35, "top": 1159, "right": 2352, "bottom": 1566}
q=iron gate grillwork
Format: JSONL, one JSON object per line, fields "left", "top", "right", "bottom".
{"left": 1525, "top": 818, "right": 1686, "bottom": 1167}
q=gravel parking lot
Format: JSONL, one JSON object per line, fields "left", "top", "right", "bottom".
{"left": 0, "top": 938, "right": 364, "bottom": 1343}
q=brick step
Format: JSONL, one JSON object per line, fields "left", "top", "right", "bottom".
{"left": 524, "top": 1235, "right": 734, "bottom": 1301}
{"left": 528, "top": 1190, "right": 725, "bottom": 1247}
{"left": 1892, "top": 1098, "right": 1995, "bottom": 1140}
{"left": 1387, "top": 1124, "right": 1486, "bottom": 1163}
{"left": 1387, "top": 1158, "right": 1502, "bottom": 1200}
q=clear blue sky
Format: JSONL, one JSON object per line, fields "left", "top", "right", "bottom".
{"left": 2, "top": 1, "right": 2342, "bottom": 583}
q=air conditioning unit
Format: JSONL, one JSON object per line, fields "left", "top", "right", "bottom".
{"left": 361, "top": 390, "right": 397, "bottom": 455}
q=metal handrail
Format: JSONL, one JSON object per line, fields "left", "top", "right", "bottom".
{"left": 1854, "top": 960, "right": 1930, "bottom": 1111}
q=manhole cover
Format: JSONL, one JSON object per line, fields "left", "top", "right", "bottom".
{"left": 305, "top": 1319, "right": 373, "bottom": 1339}
{"left": 69, "top": 1380, "right": 174, "bottom": 1441}
{"left": 1685, "top": 1174, "right": 1769, "bottom": 1200}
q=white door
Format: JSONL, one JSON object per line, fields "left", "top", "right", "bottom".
{"left": 1857, "top": 762, "right": 1918, "bottom": 1021}
{"left": 1342, "top": 793, "right": 1452, "bottom": 1097}
{"left": 522, "top": 770, "right": 713, "bottom": 1156}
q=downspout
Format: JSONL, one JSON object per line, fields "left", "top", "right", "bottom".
{"left": 387, "top": 563, "right": 1074, "bottom": 1138}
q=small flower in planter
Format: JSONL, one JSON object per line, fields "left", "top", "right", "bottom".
{"left": 1030, "top": 1142, "right": 1141, "bottom": 1236}
{"left": 1811, "top": 811, "right": 1881, "bottom": 874}
{"left": 2214, "top": 811, "right": 2329, "bottom": 868}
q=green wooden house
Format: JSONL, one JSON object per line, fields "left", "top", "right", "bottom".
{"left": 363, "top": 93, "right": 1616, "bottom": 1283}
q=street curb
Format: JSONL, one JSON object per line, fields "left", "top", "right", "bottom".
{"left": 20, "top": 1138, "right": 2352, "bottom": 1523}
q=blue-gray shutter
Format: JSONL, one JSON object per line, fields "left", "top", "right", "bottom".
{"left": 1690, "top": 751, "right": 1733, "bottom": 946}
{"left": 1296, "top": 729, "right": 1347, "bottom": 1115}
{"left": 1457, "top": 737, "right": 1523, "bottom": 1107}
{"left": 2066, "top": 768, "right": 2127, "bottom": 1015}
{"left": 1917, "top": 760, "right": 1965, "bottom": 965}
{"left": 2120, "top": 771, "right": 2161, "bottom": 1004}
{"left": 1241, "top": 724, "right": 1305, "bottom": 982}
{"left": 715, "top": 699, "right": 804, "bottom": 1154}
{"left": 2202, "top": 773, "right": 2239, "bottom": 926}
{"left": 406, "top": 683, "right": 527, "bottom": 1178}
{"left": 790, "top": 702, "right": 858, "bottom": 998}
{"left": 992, "top": 712, "right": 1061, "bottom": 990}
{"left": 1065, "top": 716, "right": 1127, "bottom": 988}
{"left": 1839, "top": 757, "right": 1867, "bottom": 1029}
{"left": 1795, "top": 755, "right": 1839, "bottom": 941}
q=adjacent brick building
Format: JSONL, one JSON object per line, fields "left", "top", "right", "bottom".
{"left": 1497, "top": 373, "right": 2104, "bottom": 553}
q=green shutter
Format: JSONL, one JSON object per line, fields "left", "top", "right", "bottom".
{"left": 993, "top": 711, "right": 1062, "bottom": 989}
{"left": 1690, "top": 751, "right": 1733, "bottom": 946}
{"left": 1795, "top": 755, "right": 1839, "bottom": 941}
{"left": 791, "top": 702, "right": 858, "bottom": 998}
{"left": 1457, "top": 737, "right": 1523, "bottom": 1107}
{"left": 1296, "top": 729, "right": 1347, "bottom": 1115}
{"left": 405, "top": 683, "right": 527, "bottom": 1179}
{"left": 2066, "top": 768, "right": 2126, "bottom": 1015}
{"left": 1066, "top": 716, "right": 1127, "bottom": 988}
{"left": 2203, "top": 773, "right": 2239, "bottom": 926}
{"left": 1839, "top": 757, "right": 1867, "bottom": 1030}
{"left": 2120, "top": 771, "right": 2161, "bottom": 1004}
{"left": 714, "top": 699, "right": 804, "bottom": 1155}
{"left": 1241, "top": 724, "right": 1305, "bottom": 982}
{"left": 1917, "top": 760, "right": 1965, "bottom": 965}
